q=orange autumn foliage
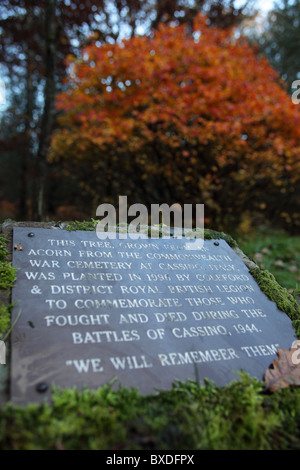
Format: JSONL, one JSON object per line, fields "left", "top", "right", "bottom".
{"left": 51, "top": 14, "right": 300, "bottom": 231}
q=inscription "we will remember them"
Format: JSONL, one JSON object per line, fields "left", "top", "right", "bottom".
{"left": 10, "top": 227, "right": 296, "bottom": 405}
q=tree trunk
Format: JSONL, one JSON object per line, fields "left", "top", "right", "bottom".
{"left": 34, "top": 0, "right": 57, "bottom": 221}
{"left": 19, "top": 47, "right": 35, "bottom": 220}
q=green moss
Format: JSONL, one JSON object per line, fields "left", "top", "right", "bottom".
{"left": 203, "top": 228, "right": 238, "bottom": 247}
{"left": 64, "top": 220, "right": 238, "bottom": 248}
{"left": 0, "top": 373, "right": 300, "bottom": 450}
{"left": 0, "top": 237, "right": 9, "bottom": 263}
{"left": 0, "top": 262, "right": 16, "bottom": 291}
{"left": 0, "top": 235, "right": 17, "bottom": 339}
{"left": 250, "top": 267, "right": 300, "bottom": 337}
{"left": 0, "top": 234, "right": 17, "bottom": 290}
{"left": 65, "top": 219, "right": 99, "bottom": 232}
{"left": 0, "top": 305, "right": 11, "bottom": 338}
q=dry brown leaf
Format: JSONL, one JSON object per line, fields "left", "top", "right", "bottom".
{"left": 264, "top": 341, "right": 300, "bottom": 392}
{"left": 273, "top": 259, "right": 285, "bottom": 267}
{"left": 253, "top": 253, "right": 263, "bottom": 262}
{"left": 14, "top": 243, "right": 23, "bottom": 251}
{"left": 288, "top": 266, "right": 298, "bottom": 273}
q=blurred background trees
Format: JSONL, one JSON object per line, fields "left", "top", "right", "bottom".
{"left": 0, "top": 0, "right": 300, "bottom": 235}
{"left": 51, "top": 14, "right": 300, "bottom": 233}
{"left": 256, "top": 0, "right": 300, "bottom": 93}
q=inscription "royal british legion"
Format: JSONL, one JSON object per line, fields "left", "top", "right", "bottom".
{"left": 10, "top": 228, "right": 296, "bottom": 405}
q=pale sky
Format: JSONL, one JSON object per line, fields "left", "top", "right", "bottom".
{"left": 255, "top": 0, "right": 274, "bottom": 11}
{"left": 257, "top": 0, "right": 275, "bottom": 11}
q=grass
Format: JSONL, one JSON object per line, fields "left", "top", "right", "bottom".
{"left": 237, "top": 227, "right": 300, "bottom": 294}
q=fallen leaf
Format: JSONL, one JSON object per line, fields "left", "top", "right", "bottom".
{"left": 14, "top": 243, "right": 23, "bottom": 251}
{"left": 264, "top": 341, "right": 300, "bottom": 392}
{"left": 288, "top": 265, "right": 298, "bottom": 273}
{"left": 254, "top": 253, "right": 263, "bottom": 262}
{"left": 273, "top": 259, "right": 285, "bottom": 267}
{"left": 55, "top": 441, "right": 66, "bottom": 450}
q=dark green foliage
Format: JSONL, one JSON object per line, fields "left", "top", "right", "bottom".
{"left": 257, "top": 0, "right": 300, "bottom": 93}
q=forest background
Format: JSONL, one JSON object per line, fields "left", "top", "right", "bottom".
{"left": 0, "top": 0, "right": 300, "bottom": 245}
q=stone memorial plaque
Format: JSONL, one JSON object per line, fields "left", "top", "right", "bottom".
{"left": 10, "top": 227, "right": 296, "bottom": 405}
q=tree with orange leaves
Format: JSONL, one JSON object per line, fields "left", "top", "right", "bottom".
{"left": 51, "top": 14, "right": 300, "bottom": 232}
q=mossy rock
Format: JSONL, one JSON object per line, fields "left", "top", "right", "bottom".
{"left": 0, "top": 220, "right": 300, "bottom": 450}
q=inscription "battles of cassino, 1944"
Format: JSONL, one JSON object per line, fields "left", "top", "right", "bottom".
{"left": 10, "top": 227, "right": 296, "bottom": 404}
